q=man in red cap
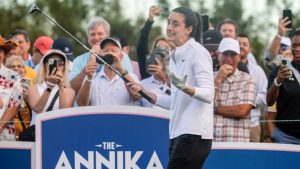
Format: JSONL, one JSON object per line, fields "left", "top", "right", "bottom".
{"left": 26, "top": 36, "right": 54, "bottom": 69}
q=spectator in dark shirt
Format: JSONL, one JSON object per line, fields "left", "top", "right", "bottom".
{"left": 267, "top": 29, "right": 300, "bottom": 144}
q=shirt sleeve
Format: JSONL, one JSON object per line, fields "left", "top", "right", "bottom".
{"left": 239, "top": 76, "right": 256, "bottom": 107}
{"left": 68, "top": 54, "right": 88, "bottom": 80}
{"left": 9, "top": 76, "right": 22, "bottom": 108}
{"left": 191, "top": 49, "right": 215, "bottom": 103}
{"left": 254, "top": 65, "right": 268, "bottom": 106}
{"left": 155, "top": 93, "right": 171, "bottom": 110}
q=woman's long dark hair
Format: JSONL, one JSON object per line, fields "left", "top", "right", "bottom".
{"left": 172, "top": 7, "right": 203, "bottom": 44}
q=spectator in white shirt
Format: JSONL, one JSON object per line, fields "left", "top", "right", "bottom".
{"left": 128, "top": 7, "right": 214, "bottom": 169}
{"left": 237, "top": 34, "right": 268, "bottom": 142}
{"left": 77, "top": 38, "right": 140, "bottom": 106}
{"left": 141, "top": 47, "right": 170, "bottom": 108}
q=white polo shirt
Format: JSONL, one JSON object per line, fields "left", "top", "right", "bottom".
{"left": 89, "top": 67, "right": 140, "bottom": 106}
{"left": 156, "top": 38, "right": 215, "bottom": 139}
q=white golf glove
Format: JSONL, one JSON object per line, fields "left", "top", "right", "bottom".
{"left": 166, "top": 68, "right": 188, "bottom": 90}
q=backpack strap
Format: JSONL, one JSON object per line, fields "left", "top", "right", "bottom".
{"left": 46, "top": 90, "right": 60, "bottom": 112}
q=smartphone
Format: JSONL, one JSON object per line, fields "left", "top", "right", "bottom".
{"left": 21, "top": 78, "right": 31, "bottom": 88}
{"left": 48, "top": 60, "right": 57, "bottom": 74}
{"left": 201, "top": 15, "right": 209, "bottom": 32}
{"left": 283, "top": 9, "right": 292, "bottom": 29}
{"left": 146, "top": 55, "right": 157, "bottom": 73}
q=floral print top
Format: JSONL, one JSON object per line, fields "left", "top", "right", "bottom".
{"left": 0, "top": 65, "right": 22, "bottom": 118}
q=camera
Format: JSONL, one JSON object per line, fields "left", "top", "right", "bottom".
{"left": 281, "top": 57, "right": 293, "bottom": 79}
{"left": 96, "top": 54, "right": 114, "bottom": 65}
{"left": 281, "top": 58, "right": 292, "bottom": 68}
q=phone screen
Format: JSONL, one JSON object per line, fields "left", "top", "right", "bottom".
{"left": 283, "top": 9, "right": 292, "bottom": 29}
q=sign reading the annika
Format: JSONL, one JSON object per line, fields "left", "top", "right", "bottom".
{"left": 35, "top": 106, "right": 170, "bottom": 169}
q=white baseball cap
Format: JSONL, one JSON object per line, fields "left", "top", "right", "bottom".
{"left": 218, "top": 38, "right": 240, "bottom": 54}
{"left": 281, "top": 37, "right": 291, "bottom": 47}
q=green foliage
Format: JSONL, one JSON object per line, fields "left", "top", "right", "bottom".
{"left": 0, "top": 0, "right": 299, "bottom": 65}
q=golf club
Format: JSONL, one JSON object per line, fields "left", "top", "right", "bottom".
{"left": 28, "top": 4, "right": 153, "bottom": 103}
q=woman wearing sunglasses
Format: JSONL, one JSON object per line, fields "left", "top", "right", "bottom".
{"left": 24, "top": 50, "right": 75, "bottom": 141}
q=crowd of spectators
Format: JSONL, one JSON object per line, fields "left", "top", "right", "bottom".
{"left": 0, "top": 5, "right": 299, "bottom": 145}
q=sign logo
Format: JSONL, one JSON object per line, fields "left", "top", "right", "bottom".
{"left": 55, "top": 141, "right": 163, "bottom": 169}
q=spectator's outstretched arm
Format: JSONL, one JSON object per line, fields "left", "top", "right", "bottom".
{"left": 264, "top": 18, "right": 292, "bottom": 65}
{"left": 137, "top": 6, "right": 162, "bottom": 79}
{"left": 70, "top": 69, "right": 88, "bottom": 94}
{"left": 77, "top": 57, "right": 99, "bottom": 106}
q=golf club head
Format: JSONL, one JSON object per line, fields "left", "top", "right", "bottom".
{"left": 28, "top": 4, "right": 40, "bottom": 14}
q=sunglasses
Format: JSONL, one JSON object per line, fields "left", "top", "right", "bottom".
{"left": 46, "top": 59, "right": 65, "bottom": 66}
{"left": 8, "top": 64, "right": 24, "bottom": 69}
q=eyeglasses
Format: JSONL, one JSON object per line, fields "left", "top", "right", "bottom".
{"left": 8, "top": 64, "right": 24, "bottom": 69}
{"left": 46, "top": 59, "right": 65, "bottom": 66}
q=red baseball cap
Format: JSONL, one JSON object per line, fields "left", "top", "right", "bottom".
{"left": 33, "top": 36, "right": 53, "bottom": 55}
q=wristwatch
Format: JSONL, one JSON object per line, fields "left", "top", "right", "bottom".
{"left": 46, "top": 88, "right": 52, "bottom": 92}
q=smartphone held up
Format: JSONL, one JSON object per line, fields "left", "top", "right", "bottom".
{"left": 283, "top": 9, "right": 292, "bottom": 29}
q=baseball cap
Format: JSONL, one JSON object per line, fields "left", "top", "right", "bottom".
{"left": 202, "top": 30, "right": 223, "bottom": 51}
{"left": 100, "top": 37, "right": 122, "bottom": 50}
{"left": 218, "top": 38, "right": 240, "bottom": 54}
{"left": 280, "top": 36, "right": 291, "bottom": 47}
{"left": 52, "top": 37, "right": 74, "bottom": 61}
{"left": 0, "top": 35, "right": 18, "bottom": 54}
{"left": 42, "top": 49, "right": 67, "bottom": 64}
{"left": 33, "top": 36, "right": 54, "bottom": 55}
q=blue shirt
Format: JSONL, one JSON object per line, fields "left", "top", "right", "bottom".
{"left": 68, "top": 52, "right": 133, "bottom": 80}
{"left": 25, "top": 59, "right": 36, "bottom": 69}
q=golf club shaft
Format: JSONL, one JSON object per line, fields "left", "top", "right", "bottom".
{"left": 29, "top": 4, "right": 153, "bottom": 103}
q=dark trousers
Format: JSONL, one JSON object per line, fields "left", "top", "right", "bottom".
{"left": 167, "top": 134, "right": 212, "bottom": 169}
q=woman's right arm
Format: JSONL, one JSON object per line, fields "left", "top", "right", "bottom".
{"left": 76, "top": 78, "right": 92, "bottom": 106}
{"left": 137, "top": 6, "right": 163, "bottom": 79}
{"left": 28, "top": 85, "right": 51, "bottom": 113}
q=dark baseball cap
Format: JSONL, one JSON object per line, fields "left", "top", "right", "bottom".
{"left": 52, "top": 37, "right": 74, "bottom": 61}
{"left": 202, "top": 30, "right": 223, "bottom": 51}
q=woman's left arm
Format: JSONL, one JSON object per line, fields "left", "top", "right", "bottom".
{"left": 180, "top": 52, "right": 214, "bottom": 103}
{"left": 59, "top": 87, "right": 75, "bottom": 109}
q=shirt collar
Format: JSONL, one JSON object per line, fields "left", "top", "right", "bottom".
{"left": 149, "top": 75, "right": 164, "bottom": 85}
{"left": 98, "top": 66, "right": 120, "bottom": 81}
{"left": 171, "top": 38, "right": 194, "bottom": 62}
